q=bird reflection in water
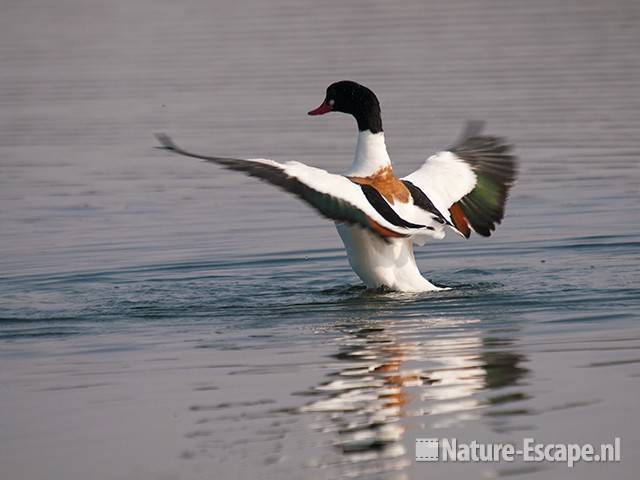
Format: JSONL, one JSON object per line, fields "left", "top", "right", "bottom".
{"left": 301, "top": 317, "right": 529, "bottom": 477}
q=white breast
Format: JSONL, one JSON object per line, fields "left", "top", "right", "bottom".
{"left": 344, "top": 131, "right": 392, "bottom": 177}
{"left": 335, "top": 223, "right": 442, "bottom": 292}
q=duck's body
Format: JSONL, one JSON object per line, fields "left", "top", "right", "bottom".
{"left": 337, "top": 224, "right": 439, "bottom": 291}
{"left": 337, "top": 130, "right": 443, "bottom": 291}
{"left": 156, "top": 81, "right": 517, "bottom": 292}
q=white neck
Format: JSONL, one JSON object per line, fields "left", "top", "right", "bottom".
{"left": 345, "top": 131, "right": 392, "bottom": 177}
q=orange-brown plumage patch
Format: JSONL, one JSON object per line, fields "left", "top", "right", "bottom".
{"left": 449, "top": 202, "right": 471, "bottom": 238}
{"left": 349, "top": 166, "right": 410, "bottom": 204}
{"left": 366, "top": 215, "right": 407, "bottom": 238}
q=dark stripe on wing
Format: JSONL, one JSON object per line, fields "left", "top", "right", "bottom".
{"left": 401, "top": 180, "right": 448, "bottom": 225}
{"left": 359, "top": 184, "right": 432, "bottom": 230}
{"left": 155, "top": 133, "right": 398, "bottom": 239}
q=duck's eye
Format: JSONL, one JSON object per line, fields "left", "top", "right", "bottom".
{"left": 328, "top": 98, "right": 335, "bottom": 107}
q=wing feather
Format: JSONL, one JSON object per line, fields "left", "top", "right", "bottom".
{"left": 155, "top": 134, "right": 426, "bottom": 239}
{"left": 402, "top": 122, "right": 517, "bottom": 237}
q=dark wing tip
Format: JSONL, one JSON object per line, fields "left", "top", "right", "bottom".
{"left": 451, "top": 122, "right": 518, "bottom": 237}
{"left": 154, "top": 133, "right": 178, "bottom": 151}
{"left": 452, "top": 120, "right": 486, "bottom": 148}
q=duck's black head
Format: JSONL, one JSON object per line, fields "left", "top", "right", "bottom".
{"left": 308, "top": 80, "right": 383, "bottom": 134}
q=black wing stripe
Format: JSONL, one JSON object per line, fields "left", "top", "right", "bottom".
{"left": 401, "top": 180, "right": 449, "bottom": 225}
{"left": 358, "top": 184, "right": 432, "bottom": 230}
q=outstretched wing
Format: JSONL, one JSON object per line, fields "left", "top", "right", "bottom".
{"left": 155, "top": 134, "right": 428, "bottom": 240}
{"left": 402, "top": 122, "right": 517, "bottom": 238}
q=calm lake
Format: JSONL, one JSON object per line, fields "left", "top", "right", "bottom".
{"left": 1, "top": 0, "right": 639, "bottom": 479}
